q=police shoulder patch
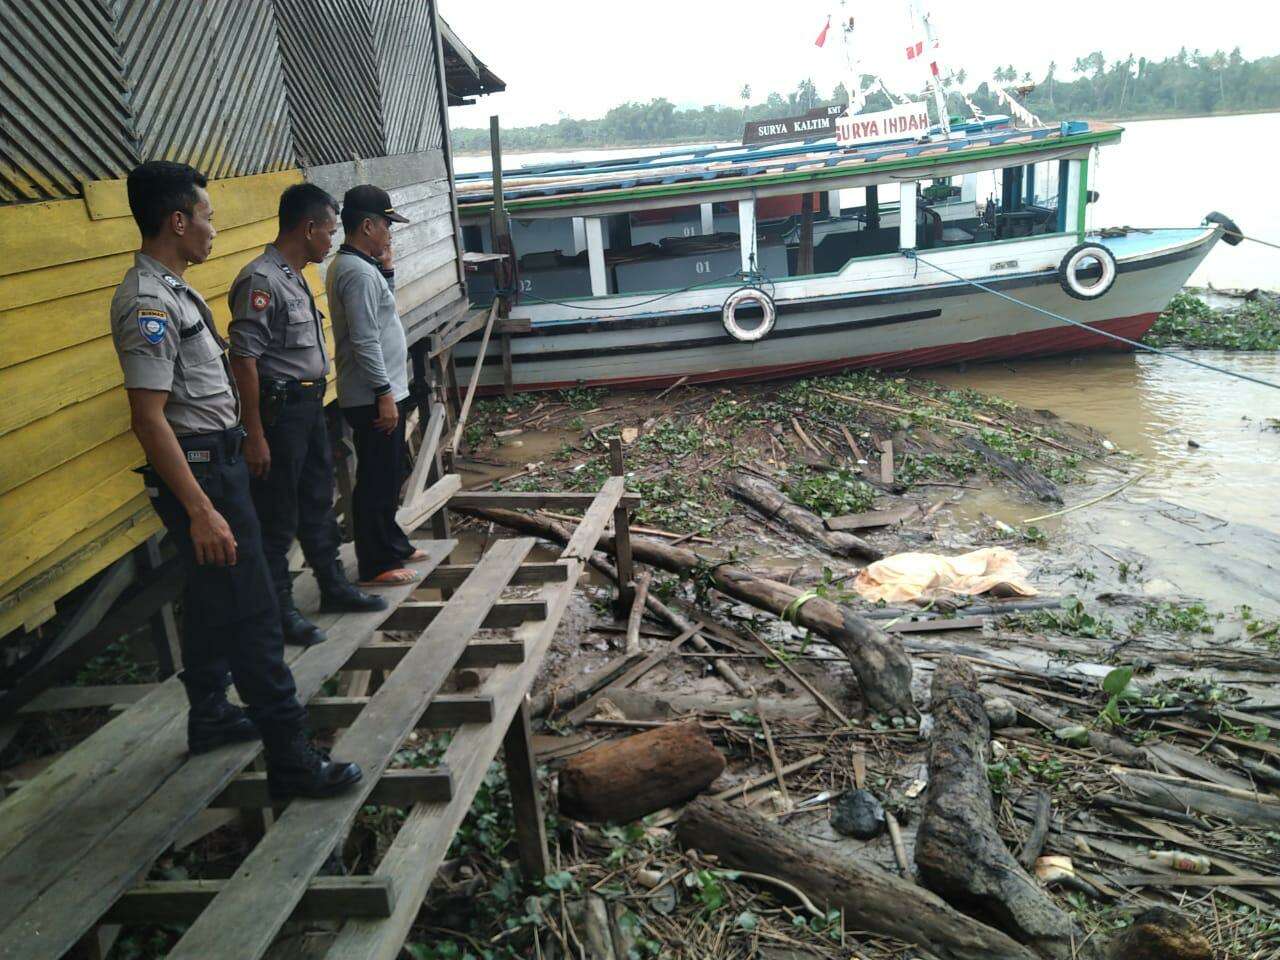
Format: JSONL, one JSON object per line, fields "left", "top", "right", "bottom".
{"left": 136, "top": 307, "right": 169, "bottom": 345}
{"left": 250, "top": 289, "right": 271, "bottom": 312}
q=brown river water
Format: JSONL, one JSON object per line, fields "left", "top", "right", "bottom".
{"left": 926, "top": 350, "right": 1280, "bottom": 614}
{"left": 462, "top": 350, "right": 1280, "bottom": 615}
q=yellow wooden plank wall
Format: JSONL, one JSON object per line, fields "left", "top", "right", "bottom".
{"left": 0, "top": 169, "right": 329, "bottom": 636}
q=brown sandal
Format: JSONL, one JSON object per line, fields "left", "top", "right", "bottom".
{"left": 357, "top": 568, "right": 420, "bottom": 587}
{"left": 403, "top": 548, "right": 431, "bottom": 563}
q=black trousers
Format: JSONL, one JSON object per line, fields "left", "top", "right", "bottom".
{"left": 146, "top": 430, "right": 306, "bottom": 732}
{"left": 342, "top": 401, "right": 414, "bottom": 581}
{"left": 249, "top": 395, "right": 343, "bottom": 601}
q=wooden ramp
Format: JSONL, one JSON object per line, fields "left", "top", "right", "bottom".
{"left": 0, "top": 474, "right": 628, "bottom": 960}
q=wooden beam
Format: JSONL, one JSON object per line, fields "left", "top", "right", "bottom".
{"left": 380, "top": 599, "right": 545, "bottom": 632}
{"left": 501, "top": 697, "right": 549, "bottom": 881}
{"left": 0, "top": 561, "right": 181, "bottom": 721}
{"left": 403, "top": 403, "right": 446, "bottom": 505}
{"left": 211, "top": 769, "right": 453, "bottom": 809}
{"left": 395, "top": 473, "right": 461, "bottom": 535}
{"left": 305, "top": 694, "right": 494, "bottom": 729}
{"left": 420, "top": 562, "right": 568, "bottom": 589}
{"left": 448, "top": 300, "right": 499, "bottom": 459}
{"left": 19, "top": 684, "right": 156, "bottom": 714}
{"left": 448, "top": 491, "right": 640, "bottom": 509}
{"left": 105, "top": 877, "right": 396, "bottom": 925}
{"left": 608, "top": 441, "right": 634, "bottom": 613}
{"left": 164, "top": 539, "right": 534, "bottom": 960}
{"left": 344, "top": 639, "right": 524, "bottom": 672}
{"left": 501, "top": 333, "right": 513, "bottom": 399}
{"left": 428, "top": 307, "right": 492, "bottom": 359}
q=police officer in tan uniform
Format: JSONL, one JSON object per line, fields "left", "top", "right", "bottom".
{"left": 110, "top": 160, "right": 361, "bottom": 799}
{"left": 228, "top": 184, "right": 385, "bottom": 648}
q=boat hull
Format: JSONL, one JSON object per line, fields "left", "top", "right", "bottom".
{"left": 457, "top": 228, "right": 1217, "bottom": 392}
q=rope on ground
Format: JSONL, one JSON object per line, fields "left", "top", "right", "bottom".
{"left": 903, "top": 251, "right": 1280, "bottom": 392}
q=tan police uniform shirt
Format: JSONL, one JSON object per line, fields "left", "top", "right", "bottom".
{"left": 109, "top": 253, "right": 240, "bottom": 436}
{"left": 227, "top": 244, "right": 329, "bottom": 382}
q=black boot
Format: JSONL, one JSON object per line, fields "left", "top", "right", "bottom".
{"left": 264, "top": 728, "right": 362, "bottom": 800}
{"left": 188, "top": 691, "right": 259, "bottom": 755}
{"left": 280, "top": 592, "right": 326, "bottom": 646}
{"left": 316, "top": 561, "right": 387, "bottom": 614}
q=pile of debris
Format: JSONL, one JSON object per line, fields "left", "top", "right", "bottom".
{"left": 409, "top": 375, "right": 1279, "bottom": 960}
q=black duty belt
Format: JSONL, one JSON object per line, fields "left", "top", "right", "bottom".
{"left": 263, "top": 378, "right": 326, "bottom": 403}
{"left": 177, "top": 426, "right": 247, "bottom": 464}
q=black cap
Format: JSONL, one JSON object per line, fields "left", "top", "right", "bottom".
{"left": 342, "top": 184, "right": 410, "bottom": 224}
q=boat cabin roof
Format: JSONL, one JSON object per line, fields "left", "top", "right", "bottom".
{"left": 456, "top": 118, "right": 1122, "bottom": 222}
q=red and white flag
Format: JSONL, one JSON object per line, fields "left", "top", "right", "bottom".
{"left": 815, "top": 15, "right": 831, "bottom": 47}
{"left": 905, "top": 40, "right": 923, "bottom": 59}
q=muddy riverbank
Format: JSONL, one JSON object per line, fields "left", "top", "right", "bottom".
{"left": 409, "top": 320, "right": 1280, "bottom": 958}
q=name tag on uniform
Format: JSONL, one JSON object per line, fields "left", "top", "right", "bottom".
{"left": 186, "top": 450, "right": 212, "bottom": 463}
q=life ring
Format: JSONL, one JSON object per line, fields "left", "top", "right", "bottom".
{"left": 1204, "top": 211, "right": 1243, "bottom": 247}
{"left": 722, "top": 287, "right": 777, "bottom": 342}
{"left": 1057, "top": 243, "right": 1117, "bottom": 301}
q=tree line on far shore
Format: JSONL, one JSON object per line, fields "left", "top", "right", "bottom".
{"left": 451, "top": 47, "right": 1280, "bottom": 151}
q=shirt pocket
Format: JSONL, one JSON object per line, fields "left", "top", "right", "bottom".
{"left": 284, "top": 298, "right": 318, "bottom": 349}
{"left": 177, "top": 327, "right": 228, "bottom": 398}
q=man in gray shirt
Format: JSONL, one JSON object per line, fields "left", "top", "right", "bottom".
{"left": 327, "top": 184, "right": 426, "bottom": 585}
{"left": 229, "top": 184, "right": 385, "bottom": 648}
{"left": 110, "top": 161, "right": 360, "bottom": 799}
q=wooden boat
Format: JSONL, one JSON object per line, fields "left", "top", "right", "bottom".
{"left": 453, "top": 113, "right": 1228, "bottom": 392}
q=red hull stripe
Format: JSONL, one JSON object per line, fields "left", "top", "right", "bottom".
{"left": 480, "top": 312, "right": 1160, "bottom": 395}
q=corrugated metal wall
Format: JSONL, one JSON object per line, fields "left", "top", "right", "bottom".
{"left": 272, "top": 0, "right": 386, "bottom": 166}
{"left": 0, "top": 0, "right": 137, "bottom": 202}
{"left": 116, "top": 0, "right": 294, "bottom": 181}
{"left": 0, "top": 0, "right": 450, "bottom": 202}
{"left": 371, "top": 0, "right": 444, "bottom": 155}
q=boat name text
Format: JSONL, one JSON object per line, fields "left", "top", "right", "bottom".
{"left": 836, "top": 103, "right": 932, "bottom": 147}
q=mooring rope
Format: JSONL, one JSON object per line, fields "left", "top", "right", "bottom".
{"left": 902, "top": 251, "right": 1280, "bottom": 392}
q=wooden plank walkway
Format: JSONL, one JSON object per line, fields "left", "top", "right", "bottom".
{"left": 0, "top": 535, "right": 455, "bottom": 959}
{"left": 0, "top": 471, "right": 630, "bottom": 960}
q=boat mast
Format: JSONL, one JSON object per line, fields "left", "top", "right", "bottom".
{"left": 906, "top": 0, "right": 952, "bottom": 137}
{"left": 838, "top": 5, "right": 866, "bottom": 115}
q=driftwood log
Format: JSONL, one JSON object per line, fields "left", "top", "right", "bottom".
{"left": 726, "top": 473, "right": 882, "bottom": 561}
{"left": 559, "top": 723, "right": 725, "bottom": 823}
{"left": 1010, "top": 695, "right": 1152, "bottom": 768}
{"left": 455, "top": 506, "right": 915, "bottom": 717}
{"left": 962, "top": 437, "right": 1062, "bottom": 503}
{"left": 916, "top": 657, "right": 1089, "bottom": 960}
{"left": 676, "top": 797, "right": 1039, "bottom": 960}
{"left": 1110, "top": 767, "right": 1280, "bottom": 829}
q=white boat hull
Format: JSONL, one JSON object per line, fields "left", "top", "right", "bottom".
{"left": 455, "top": 228, "right": 1219, "bottom": 392}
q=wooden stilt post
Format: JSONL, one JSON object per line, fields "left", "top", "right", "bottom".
{"left": 608, "top": 439, "right": 635, "bottom": 614}
{"left": 143, "top": 537, "right": 181, "bottom": 677}
{"left": 502, "top": 695, "right": 549, "bottom": 882}
{"left": 489, "top": 115, "right": 515, "bottom": 400}
{"left": 798, "top": 192, "right": 815, "bottom": 275}
{"left": 330, "top": 406, "right": 357, "bottom": 541}
{"left": 501, "top": 332, "right": 513, "bottom": 399}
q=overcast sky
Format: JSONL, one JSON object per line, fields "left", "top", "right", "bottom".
{"left": 443, "top": 0, "right": 1280, "bottom": 129}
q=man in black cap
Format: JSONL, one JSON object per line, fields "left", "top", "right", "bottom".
{"left": 229, "top": 184, "right": 387, "bottom": 648}
{"left": 326, "top": 185, "right": 428, "bottom": 586}
{"left": 110, "top": 161, "right": 361, "bottom": 798}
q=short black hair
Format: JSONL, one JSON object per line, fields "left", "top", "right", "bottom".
{"left": 341, "top": 205, "right": 379, "bottom": 235}
{"left": 278, "top": 183, "right": 339, "bottom": 232}
{"left": 126, "top": 161, "right": 208, "bottom": 238}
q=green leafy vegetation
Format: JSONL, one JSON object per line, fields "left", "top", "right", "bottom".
{"left": 1013, "top": 596, "right": 1116, "bottom": 639}
{"left": 783, "top": 467, "right": 875, "bottom": 517}
{"left": 1147, "top": 292, "right": 1280, "bottom": 350}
